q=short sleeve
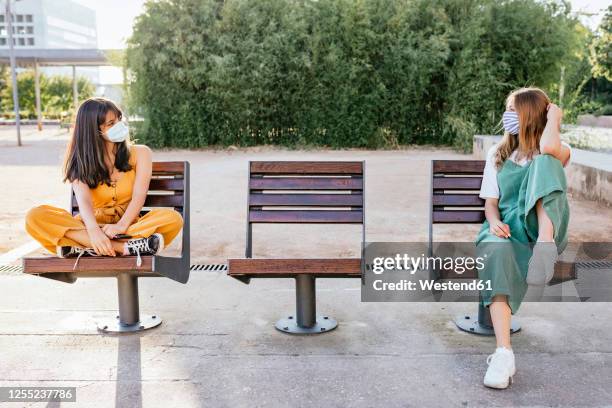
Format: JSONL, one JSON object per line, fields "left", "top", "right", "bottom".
{"left": 561, "top": 141, "right": 572, "bottom": 167}
{"left": 479, "top": 145, "right": 500, "bottom": 199}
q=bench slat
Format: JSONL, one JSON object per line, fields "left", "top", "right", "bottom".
{"left": 250, "top": 177, "right": 362, "bottom": 190}
{"left": 433, "top": 160, "right": 486, "bottom": 174}
{"left": 432, "top": 177, "right": 482, "bottom": 190}
{"left": 144, "top": 194, "right": 184, "bottom": 207}
{"left": 432, "top": 210, "right": 485, "bottom": 223}
{"left": 149, "top": 178, "right": 185, "bottom": 191}
{"left": 251, "top": 161, "right": 363, "bottom": 175}
{"left": 436, "top": 261, "right": 576, "bottom": 282}
{"left": 432, "top": 194, "right": 485, "bottom": 207}
{"left": 72, "top": 193, "right": 184, "bottom": 209}
{"left": 152, "top": 162, "right": 185, "bottom": 174}
{"left": 228, "top": 258, "right": 361, "bottom": 276}
{"left": 23, "top": 256, "right": 154, "bottom": 274}
{"left": 250, "top": 209, "right": 363, "bottom": 223}
{"left": 249, "top": 193, "right": 363, "bottom": 207}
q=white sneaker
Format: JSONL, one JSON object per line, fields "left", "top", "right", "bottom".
{"left": 483, "top": 347, "right": 516, "bottom": 389}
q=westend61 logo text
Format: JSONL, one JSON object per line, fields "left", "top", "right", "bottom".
{"left": 371, "top": 254, "right": 487, "bottom": 275}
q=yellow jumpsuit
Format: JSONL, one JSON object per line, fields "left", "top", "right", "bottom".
{"left": 25, "top": 146, "right": 183, "bottom": 254}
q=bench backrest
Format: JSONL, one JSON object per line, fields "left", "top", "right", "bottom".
{"left": 70, "top": 161, "right": 190, "bottom": 258}
{"left": 429, "top": 160, "right": 486, "bottom": 248}
{"left": 246, "top": 161, "right": 365, "bottom": 257}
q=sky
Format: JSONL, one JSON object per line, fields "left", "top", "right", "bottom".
{"left": 72, "top": 0, "right": 146, "bottom": 49}
{"left": 572, "top": 0, "right": 610, "bottom": 30}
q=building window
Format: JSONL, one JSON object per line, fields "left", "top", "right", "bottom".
{"left": 26, "top": 26, "right": 33, "bottom": 34}
{"left": 0, "top": 38, "right": 5, "bottom": 46}
{"left": 27, "top": 37, "right": 34, "bottom": 46}
{"left": 16, "top": 26, "right": 25, "bottom": 35}
{"left": 0, "top": 26, "right": 5, "bottom": 36}
{"left": 17, "top": 37, "right": 24, "bottom": 46}
{"left": 0, "top": 15, "right": 4, "bottom": 23}
{"left": 25, "top": 15, "right": 33, "bottom": 23}
{"left": 16, "top": 14, "right": 23, "bottom": 23}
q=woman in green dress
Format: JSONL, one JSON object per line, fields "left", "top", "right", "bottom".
{"left": 476, "top": 87, "right": 571, "bottom": 389}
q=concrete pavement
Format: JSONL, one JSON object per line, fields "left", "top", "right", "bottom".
{"left": 1, "top": 273, "right": 612, "bottom": 407}
{"left": 1, "top": 126, "right": 612, "bottom": 407}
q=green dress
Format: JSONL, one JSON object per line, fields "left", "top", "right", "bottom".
{"left": 475, "top": 154, "right": 570, "bottom": 313}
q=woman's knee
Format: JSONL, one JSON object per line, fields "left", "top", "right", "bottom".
{"left": 532, "top": 153, "right": 564, "bottom": 171}
{"left": 156, "top": 208, "right": 184, "bottom": 229}
{"left": 25, "top": 205, "right": 50, "bottom": 227}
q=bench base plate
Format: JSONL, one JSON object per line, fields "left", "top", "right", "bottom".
{"left": 96, "top": 314, "right": 162, "bottom": 333}
{"left": 454, "top": 314, "right": 521, "bottom": 336}
{"left": 275, "top": 315, "right": 337, "bottom": 334}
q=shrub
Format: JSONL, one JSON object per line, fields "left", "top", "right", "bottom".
{"left": 126, "top": 0, "right": 588, "bottom": 150}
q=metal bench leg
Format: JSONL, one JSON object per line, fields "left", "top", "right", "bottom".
{"left": 275, "top": 274, "right": 338, "bottom": 334}
{"left": 97, "top": 273, "right": 162, "bottom": 333}
{"left": 454, "top": 301, "right": 521, "bottom": 336}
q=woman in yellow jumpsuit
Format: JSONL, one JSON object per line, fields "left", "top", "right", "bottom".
{"left": 25, "top": 97, "right": 183, "bottom": 267}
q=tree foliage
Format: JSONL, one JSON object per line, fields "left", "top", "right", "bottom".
{"left": 590, "top": 5, "right": 612, "bottom": 81}
{"left": 0, "top": 71, "right": 94, "bottom": 118}
{"left": 126, "top": 0, "right": 590, "bottom": 149}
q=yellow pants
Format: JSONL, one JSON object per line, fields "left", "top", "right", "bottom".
{"left": 25, "top": 205, "right": 183, "bottom": 254}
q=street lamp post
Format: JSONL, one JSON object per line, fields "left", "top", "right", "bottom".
{"left": 5, "top": 0, "right": 21, "bottom": 146}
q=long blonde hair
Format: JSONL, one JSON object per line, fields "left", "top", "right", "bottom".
{"left": 494, "top": 87, "right": 550, "bottom": 169}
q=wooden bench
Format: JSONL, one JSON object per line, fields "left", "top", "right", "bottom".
{"left": 429, "top": 160, "right": 576, "bottom": 335}
{"left": 228, "top": 161, "right": 364, "bottom": 334}
{"left": 22, "top": 161, "right": 190, "bottom": 333}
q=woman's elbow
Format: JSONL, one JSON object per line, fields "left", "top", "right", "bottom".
{"left": 540, "top": 142, "right": 561, "bottom": 158}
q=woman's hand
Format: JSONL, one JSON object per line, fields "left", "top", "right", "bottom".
{"left": 101, "top": 223, "right": 128, "bottom": 239}
{"left": 87, "top": 226, "right": 116, "bottom": 256}
{"left": 490, "top": 219, "right": 511, "bottom": 239}
{"left": 546, "top": 103, "right": 563, "bottom": 128}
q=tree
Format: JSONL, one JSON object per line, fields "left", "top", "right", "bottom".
{"left": 590, "top": 5, "right": 612, "bottom": 81}
{"left": 0, "top": 65, "right": 7, "bottom": 112}
{"left": 0, "top": 71, "right": 94, "bottom": 118}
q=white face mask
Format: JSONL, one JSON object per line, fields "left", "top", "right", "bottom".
{"left": 105, "top": 121, "right": 129, "bottom": 143}
{"left": 502, "top": 111, "right": 519, "bottom": 135}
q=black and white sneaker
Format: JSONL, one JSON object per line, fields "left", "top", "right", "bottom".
{"left": 56, "top": 246, "right": 98, "bottom": 270}
{"left": 125, "top": 233, "right": 164, "bottom": 267}
{"left": 56, "top": 246, "right": 96, "bottom": 258}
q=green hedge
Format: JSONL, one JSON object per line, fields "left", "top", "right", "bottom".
{"left": 126, "top": 0, "right": 587, "bottom": 150}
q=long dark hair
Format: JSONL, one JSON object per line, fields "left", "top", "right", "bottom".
{"left": 63, "top": 98, "right": 132, "bottom": 188}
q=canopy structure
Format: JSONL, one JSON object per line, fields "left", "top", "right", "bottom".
{"left": 0, "top": 48, "right": 123, "bottom": 131}
{"left": 0, "top": 48, "right": 121, "bottom": 66}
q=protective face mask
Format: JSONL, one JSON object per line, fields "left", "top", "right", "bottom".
{"left": 502, "top": 111, "right": 519, "bottom": 135}
{"left": 105, "top": 121, "right": 129, "bottom": 143}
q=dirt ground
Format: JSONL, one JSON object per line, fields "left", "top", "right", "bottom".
{"left": 1, "top": 125, "right": 611, "bottom": 262}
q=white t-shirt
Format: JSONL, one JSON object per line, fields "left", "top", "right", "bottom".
{"left": 479, "top": 141, "right": 572, "bottom": 199}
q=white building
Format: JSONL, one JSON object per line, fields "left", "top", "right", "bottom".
{"left": 0, "top": 0, "right": 100, "bottom": 85}
{"left": 0, "top": 0, "right": 97, "bottom": 49}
